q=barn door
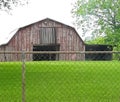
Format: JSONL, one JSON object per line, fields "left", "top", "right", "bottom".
{"left": 40, "top": 27, "right": 56, "bottom": 44}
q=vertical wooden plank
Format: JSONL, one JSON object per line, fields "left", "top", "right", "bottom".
{"left": 30, "top": 26, "right": 33, "bottom": 61}
{"left": 31, "top": 25, "right": 35, "bottom": 44}
{"left": 62, "top": 27, "right": 65, "bottom": 60}
{"left": 66, "top": 27, "right": 70, "bottom": 60}
{"left": 26, "top": 28, "right": 29, "bottom": 61}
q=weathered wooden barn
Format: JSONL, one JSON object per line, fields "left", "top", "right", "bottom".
{"left": 85, "top": 44, "right": 113, "bottom": 60}
{"left": 0, "top": 18, "right": 85, "bottom": 61}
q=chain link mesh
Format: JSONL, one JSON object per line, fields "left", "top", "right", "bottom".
{"left": 0, "top": 61, "right": 22, "bottom": 101}
{"left": 0, "top": 51, "right": 120, "bottom": 102}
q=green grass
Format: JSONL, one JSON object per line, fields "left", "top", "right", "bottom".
{"left": 0, "top": 61, "right": 120, "bottom": 102}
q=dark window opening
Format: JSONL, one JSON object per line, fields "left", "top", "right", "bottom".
{"left": 85, "top": 45, "right": 113, "bottom": 60}
{"left": 33, "top": 44, "right": 60, "bottom": 61}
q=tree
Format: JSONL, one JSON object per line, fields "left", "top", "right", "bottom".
{"left": 0, "top": 0, "right": 28, "bottom": 12}
{"left": 72, "top": 0, "right": 120, "bottom": 49}
{"left": 85, "top": 36, "right": 105, "bottom": 44}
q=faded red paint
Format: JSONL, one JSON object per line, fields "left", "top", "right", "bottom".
{"left": 0, "top": 18, "right": 85, "bottom": 61}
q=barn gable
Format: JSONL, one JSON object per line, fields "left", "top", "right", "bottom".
{"left": 0, "top": 18, "right": 85, "bottom": 61}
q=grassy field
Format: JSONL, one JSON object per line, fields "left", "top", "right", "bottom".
{"left": 0, "top": 61, "right": 120, "bottom": 102}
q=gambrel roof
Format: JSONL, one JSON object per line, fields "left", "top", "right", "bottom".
{"left": 0, "top": 18, "right": 84, "bottom": 46}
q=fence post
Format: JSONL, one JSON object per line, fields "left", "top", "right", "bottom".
{"left": 22, "top": 50, "right": 26, "bottom": 102}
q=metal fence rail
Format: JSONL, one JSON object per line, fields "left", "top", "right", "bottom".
{"left": 0, "top": 51, "right": 120, "bottom": 102}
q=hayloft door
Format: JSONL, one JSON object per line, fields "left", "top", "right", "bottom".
{"left": 40, "top": 27, "right": 56, "bottom": 44}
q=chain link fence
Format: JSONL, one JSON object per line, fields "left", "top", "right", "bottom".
{"left": 0, "top": 51, "right": 120, "bottom": 102}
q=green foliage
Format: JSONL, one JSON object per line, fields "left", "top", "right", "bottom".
{"left": 85, "top": 37, "right": 105, "bottom": 44}
{"left": 72, "top": 0, "right": 120, "bottom": 50}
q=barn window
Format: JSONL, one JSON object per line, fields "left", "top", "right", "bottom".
{"left": 40, "top": 27, "right": 56, "bottom": 44}
{"left": 33, "top": 44, "right": 60, "bottom": 61}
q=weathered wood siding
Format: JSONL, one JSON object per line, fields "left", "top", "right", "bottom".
{"left": 0, "top": 18, "right": 85, "bottom": 61}
{"left": 40, "top": 27, "right": 56, "bottom": 44}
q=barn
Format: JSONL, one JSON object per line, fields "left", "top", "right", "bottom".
{"left": 0, "top": 18, "right": 85, "bottom": 61}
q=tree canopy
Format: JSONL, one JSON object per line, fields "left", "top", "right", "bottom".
{"left": 0, "top": 0, "right": 28, "bottom": 12}
{"left": 72, "top": 0, "right": 120, "bottom": 48}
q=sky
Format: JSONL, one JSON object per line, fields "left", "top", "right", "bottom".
{"left": 0, "top": 0, "right": 79, "bottom": 45}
